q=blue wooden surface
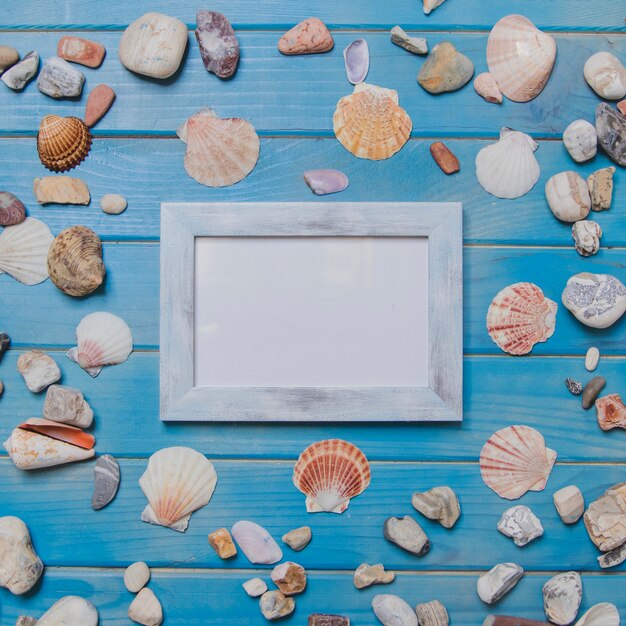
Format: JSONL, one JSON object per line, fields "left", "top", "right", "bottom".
{"left": 1, "top": 2, "right": 625, "bottom": 625}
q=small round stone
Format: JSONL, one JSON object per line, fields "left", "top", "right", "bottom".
{"left": 100, "top": 194, "right": 127, "bottom": 215}
{"left": 124, "top": 561, "right": 150, "bottom": 593}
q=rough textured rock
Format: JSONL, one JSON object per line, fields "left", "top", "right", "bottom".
{"left": 309, "top": 615, "right": 350, "bottom": 626}
{"left": 584, "top": 482, "right": 626, "bottom": 552}
{"left": 562, "top": 119, "right": 597, "bottom": 163}
{"left": 353, "top": 563, "right": 395, "bottom": 589}
{"left": 411, "top": 485, "right": 460, "bottom": 527}
{"left": 587, "top": 166, "right": 615, "bottom": 211}
{"left": 0, "top": 191, "right": 27, "bottom": 226}
{"left": 195, "top": 10, "right": 239, "bottom": 78}
{"left": 582, "top": 376, "right": 606, "bottom": 409}
{"left": 482, "top": 618, "right": 551, "bottom": 626}
{"left": 553, "top": 485, "right": 585, "bottom": 524}
{"left": 37, "top": 56, "right": 84, "bottom": 98}
{"left": 92, "top": 454, "right": 120, "bottom": 510}
{"left": 34, "top": 177, "right": 90, "bottom": 205}
{"left": 1, "top": 51, "right": 39, "bottom": 90}
{"left": 242, "top": 577, "right": 267, "bottom": 597}
{"left": 271, "top": 561, "right": 306, "bottom": 595}
{"left": 17, "top": 350, "right": 61, "bottom": 393}
{"left": 124, "top": 561, "right": 150, "bottom": 593}
{"left": 562, "top": 273, "right": 626, "bottom": 329}
{"left": 208, "top": 527, "right": 237, "bottom": 559}
{"left": 596, "top": 102, "right": 626, "bottom": 167}
{"left": 0, "top": 516, "right": 44, "bottom": 595}
{"left": 43, "top": 384, "right": 93, "bottom": 428}
{"left": 417, "top": 41, "right": 474, "bottom": 94}
{"left": 259, "top": 590, "right": 295, "bottom": 621}
{"left": 415, "top": 600, "right": 449, "bottom": 626}
{"left": 0, "top": 46, "right": 19, "bottom": 74}
{"left": 497, "top": 505, "right": 544, "bottom": 547}
{"left": 390, "top": 26, "right": 427, "bottom": 55}
{"left": 477, "top": 563, "right": 524, "bottom": 604}
{"left": 565, "top": 378, "right": 582, "bottom": 395}
{"left": 282, "top": 526, "right": 312, "bottom": 551}
{"left": 372, "top": 594, "right": 418, "bottom": 626}
{"left": 383, "top": 516, "right": 430, "bottom": 556}
{"left": 572, "top": 220, "right": 601, "bottom": 257}
{"left": 57, "top": 36, "right": 106, "bottom": 68}
{"left": 278, "top": 18, "right": 334, "bottom": 55}
{"left": 85, "top": 84, "right": 116, "bottom": 127}
{"left": 596, "top": 393, "right": 626, "bottom": 431}
{"left": 542, "top": 572, "right": 582, "bottom": 626}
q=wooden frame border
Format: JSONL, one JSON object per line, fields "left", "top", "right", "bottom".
{"left": 160, "top": 202, "right": 462, "bottom": 422}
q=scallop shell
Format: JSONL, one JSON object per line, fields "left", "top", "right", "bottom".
{"left": 574, "top": 603, "right": 620, "bottom": 626}
{"left": 37, "top": 115, "right": 92, "bottom": 173}
{"left": 486, "top": 14, "right": 556, "bottom": 102}
{"left": 480, "top": 425, "right": 557, "bottom": 500}
{"left": 139, "top": 446, "right": 217, "bottom": 532}
{"left": 475, "top": 128, "right": 540, "bottom": 199}
{"left": 293, "top": 439, "right": 371, "bottom": 513}
{"left": 177, "top": 108, "right": 260, "bottom": 187}
{"left": 486, "top": 282, "right": 557, "bottom": 355}
{"left": 47, "top": 226, "right": 105, "bottom": 297}
{"left": 0, "top": 217, "right": 54, "bottom": 285}
{"left": 333, "top": 83, "right": 412, "bottom": 160}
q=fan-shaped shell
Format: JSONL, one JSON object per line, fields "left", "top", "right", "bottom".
{"left": 575, "top": 603, "right": 620, "bottom": 626}
{"left": 486, "top": 14, "right": 556, "bottom": 102}
{"left": 37, "top": 115, "right": 92, "bottom": 173}
{"left": 475, "top": 128, "right": 540, "bottom": 199}
{"left": 480, "top": 425, "right": 557, "bottom": 500}
{"left": 293, "top": 439, "right": 371, "bottom": 513}
{"left": 333, "top": 83, "right": 412, "bottom": 160}
{"left": 486, "top": 282, "right": 557, "bottom": 355}
{"left": 67, "top": 311, "right": 133, "bottom": 377}
{"left": 177, "top": 108, "right": 259, "bottom": 187}
{"left": 0, "top": 217, "right": 54, "bottom": 285}
{"left": 47, "top": 226, "right": 105, "bottom": 297}
{"left": 139, "top": 446, "right": 217, "bottom": 532}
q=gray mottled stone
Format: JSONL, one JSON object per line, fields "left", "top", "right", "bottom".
{"left": 37, "top": 56, "right": 84, "bottom": 98}
{"left": 542, "top": 572, "right": 582, "bottom": 626}
{"left": 582, "top": 376, "right": 606, "bottom": 410}
{"left": 497, "top": 505, "right": 544, "bottom": 547}
{"left": 596, "top": 102, "right": 626, "bottom": 167}
{"left": 417, "top": 41, "right": 474, "bottom": 94}
{"left": 43, "top": 384, "right": 93, "bottom": 428}
{"left": 598, "top": 542, "right": 626, "bottom": 569}
{"left": 383, "top": 516, "right": 430, "bottom": 556}
{"left": 562, "top": 273, "right": 626, "bottom": 329}
{"left": 1, "top": 51, "right": 38, "bottom": 90}
{"left": 91, "top": 454, "right": 120, "bottom": 510}
{"left": 391, "top": 26, "right": 427, "bottom": 55}
{"left": 195, "top": 10, "right": 239, "bottom": 79}
{"left": 565, "top": 378, "right": 582, "bottom": 395}
{"left": 372, "top": 594, "right": 418, "bottom": 626}
{"left": 259, "top": 590, "right": 295, "bottom": 620}
{"left": 477, "top": 563, "right": 524, "bottom": 604}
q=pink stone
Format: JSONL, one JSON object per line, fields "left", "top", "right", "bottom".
{"left": 84, "top": 84, "right": 116, "bottom": 127}
{"left": 618, "top": 100, "right": 626, "bottom": 116}
{"left": 57, "top": 36, "right": 106, "bottom": 68}
{"left": 278, "top": 18, "right": 334, "bottom": 55}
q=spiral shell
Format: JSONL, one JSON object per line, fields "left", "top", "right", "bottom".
{"left": 37, "top": 115, "right": 92, "bottom": 173}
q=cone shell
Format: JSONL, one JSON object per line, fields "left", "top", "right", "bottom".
{"left": 139, "top": 446, "right": 217, "bottom": 532}
{"left": 177, "top": 108, "right": 259, "bottom": 187}
{"left": 47, "top": 226, "right": 105, "bottom": 297}
{"left": 486, "top": 282, "right": 557, "bottom": 355}
{"left": 37, "top": 115, "right": 92, "bottom": 173}
{"left": 18, "top": 417, "right": 95, "bottom": 449}
{"left": 293, "top": 439, "right": 371, "bottom": 513}
{"left": 333, "top": 83, "right": 412, "bottom": 160}
{"left": 480, "top": 425, "right": 557, "bottom": 500}
{"left": 486, "top": 14, "right": 556, "bottom": 102}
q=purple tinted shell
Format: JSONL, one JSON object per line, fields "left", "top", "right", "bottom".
{"left": 303, "top": 169, "right": 349, "bottom": 195}
{"left": 343, "top": 39, "right": 369, "bottom": 85}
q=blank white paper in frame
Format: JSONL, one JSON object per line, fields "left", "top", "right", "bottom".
{"left": 194, "top": 236, "right": 429, "bottom": 388}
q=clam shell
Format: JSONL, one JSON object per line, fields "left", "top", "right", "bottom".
{"left": 474, "top": 72, "right": 503, "bottom": 104}
{"left": 293, "top": 439, "right": 371, "bottom": 513}
{"left": 177, "top": 108, "right": 259, "bottom": 187}
{"left": 486, "top": 282, "right": 557, "bottom": 355}
{"left": 128, "top": 588, "right": 163, "bottom": 626}
{"left": 343, "top": 39, "right": 369, "bottom": 85}
{"left": 475, "top": 128, "right": 540, "bottom": 199}
{"left": 37, "top": 596, "right": 98, "bottom": 626}
{"left": 47, "top": 226, "right": 105, "bottom": 296}
{"left": 546, "top": 171, "right": 591, "bottom": 222}
{"left": 67, "top": 311, "right": 133, "bottom": 377}
{"left": 0, "top": 191, "right": 27, "bottom": 226}
{"left": 0, "top": 217, "right": 54, "bottom": 285}
{"left": 231, "top": 520, "right": 283, "bottom": 564}
{"left": 139, "top": 446, "right": 217, "bottom": 532}
{"left": 486, "top": 14, "right": 556, "bottom": 102}
{"left": 333, "top": 83, "right": 412, "bottom": 160}
{"left": 575, "top": 603, "right": 620, "bottom": 626}
{"left": 37, "top": 115, "right": 92, "bottom": 172}
{"left": 480, "top": 425, "right": 557, "bottom": 500}
{"left": 0, "top": 516, "right": 43, "bottom": 595}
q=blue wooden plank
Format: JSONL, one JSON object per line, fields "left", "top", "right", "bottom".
{"left": 0, "top": 32, "right": 623, "bottom": 136}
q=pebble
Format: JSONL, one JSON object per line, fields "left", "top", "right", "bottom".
{"left": 308, "top": 615, "right": 350, "bottom": 626}
{"left": 15, "top": 617, "right": 37, "bottom": 626}
{"left": 596, "top": 102, "right": 626, "bottom": 166}
{"left": 92, "top": 454, "right": 121, "bottom": 510}
{"left": 0, "top": 516, "right": 44, "bottom": 595}
{"left": 243, "top": 578, "right": 267, "bottom": 597}
{"left": 57, "top": 36, "right": 106, "bottom": 68}
{"left": 353, "top": 563, "right": 395, "bottom": 589}
{"left": 483, "top": 618, "right": 551, "bottom": 626}
{"left": 473, "top": 72, "right": 502, "bottom": 104}
{"left": 278, "top": 18, "right": 334, "bottom": 55}
{"left": 572, "top": 220, "right": 602, "bottom": 257}
{"left": 417, "top": 41, "right": 474, "bottom": 94}
{"left": 0, "top": 380, "right": 4, "bottom": 397}
{"left": 477, "top": 563, "right": 524, "bottom": 605}
{"left": 1, "top": 50, "right": 39, "bottom": 90}
{"left": 372, "top": 594, "right": 418, "bottom": 626}
{"left": 85, "top": 84, "right": 116, "bottom": 128}
{"left": 618, "top": 100, "right": 626, "bottom": 116}
{"left": 34, "top": 176, "right": 90, "bottom": 205}
{"left": 304, "top": 169, "right": 349, "bottom": 195}
{"left": 497, "top": 505, "right": 544, "bottom": 547}
{"left": 37, "top": 56, "right": 85, "bottom": 98}
{"left": 383, "top": 516, "right": 430, "bottom": 556}
{"left": 17, "top": 350, "right": 61, "bottom": 393}
{"left": 587, "top": 166, "right": 615, "bottom": 212}
{"left": 583, "top": 51, "right": 626, "bottom": 100}
{"left": 0, "top": 46, "right": 19, "bottom": 74}
{"left": 271, "top": 561, "right": 306, "bottom": 595}
{"left": 43, "top": 384, "right": 93, "bottom": 428}
{"left": 282, "top": 526, "right": 312, "bottom": 551}
{"left": 553, "top": 485, "right": 585, "bottom": 524}
{"left": 429, "top": 142, "right": 460, "bottom": 175}
{"left": 124, "top": 561, "right": 150, "bottom": 593}
{"left": 208, "top": 528, "right": 237, "bottom": 559}
{"left": 582, "top": 376, "right": 606, "bottom": 409}
{"left": 562, "top": 273, "right": 626, "bottom": 329}
{"left": 542, "top": 572, "right": 582, "bottom": 626}
{"left": 411, "top": 485, "right": 460, "bottom": 528}
{"left": 585, "top": 347, "right": 600, "bottom": 372}
{"left": 565, "top": 378, "right": 582, "bottom": 396}
{"left": 583, "top": 482, "right": 626, "bottom": 551}
{"left": 100, "top": 193, "right": 127, "bottom": 215}
{"left": 414, "top": 600, "right": 449, "bottom": 626}
{"left": 128, "top": 587, "right": 163, "bottom": 626}
{"left": 0, "top": 333, "right": 10, "bottom": 363}
{"left": 424, "top": 0, "right": 447, "bottom": 14}
{"left": 598, "top": 542, "right": 626, "bottom": 569}
{"left": 196, "top": 10, "right": 240, "bottom": 79}
{"left": 259, "top": 590, "right": 295, "bottom": 621}
{"left": 562, "top": 119, "right": 597, "bottom": 163}
{"left": 545, "top": 171, "right": 590, "bottom": 223}
{"left": 390, "top": 26, "right": 427, "bottom": 55}
{"left": 0, "top": 191, "right": 27, "bottom": 226}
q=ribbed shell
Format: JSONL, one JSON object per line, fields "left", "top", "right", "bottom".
{"left": 486, "top": 14, "right": 556, "bottom": 102}
{"left": 575, "top": 603, "right": 620, "bottom": 626}
{"left": 333, "top": 83, "right": 412, "bottom": 160}
{"left": 37, "top": 115, "right": 92, "bottom": 172}
{"left": 486, "top": 282, "right": 557, "bottom": 355}
{"left": 0, "top": 217, "right": 54, "bottom": 285}
{"left": 480, "top": 425, "right": 557, "bottom": 500}
{"left": 139, "top": 446, "right": 217, "bottom": 531}
{"left": 293, "top": 439, "right": 371, "bottom": 513}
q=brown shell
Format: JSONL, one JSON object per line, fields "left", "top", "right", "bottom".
{"left": 37, "top": 115, "right": 92, "bottom": 173}
{"left": 47, "top": 225, "right": 105, "bottom": 297}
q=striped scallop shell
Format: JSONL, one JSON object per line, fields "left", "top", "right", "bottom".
{"left": 139, "top": 446, "right": 217, "bottom": 532}
{"left": 486, "top": 14, "right": 556, "bottom": 102}
{"left": 333, "top": 83, "right": 412, "bottom": 160}
{"left": 480, "top": 425, "right": 557, "bottom": 499}
{"left": 293, "top": 439, "right": 371, "bottom": 513}
{"left": 486, "top": 282, "right": 557, "bottom": 355}
{"left": 37, "top": 115, "right": 92, "bottom": 172}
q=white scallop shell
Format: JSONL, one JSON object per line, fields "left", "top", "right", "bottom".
{"left": 0, "top": 218, "right": 54, "bottom": 285}
{"left": 575, "top": 603, "right": 620, "bottom": 626}
{"left": 475, "top": 128, "right": 540, "bottom": 199}
{"left": 139, "top": 446, "right": 217, "bottom": 533}
{"left": 67, "top": 311, "right": 133, "bottom": 377}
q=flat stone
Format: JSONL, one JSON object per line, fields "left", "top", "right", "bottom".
{"left": 124, "top": 561, "right": 150, "bottom": 593}
{"left": 383, "top": 516, "right": 430, "bottom": 556}
{"left": 309, "top": 615, "right": 350, "bottom": 626}
{"left": 271, "top": 561, "right": 306, "bottom": 595}
{"left": 34, "top": 177, "right": 90, "bottom": 205}
{"left": 565, "top": 378, "right": 582, "bottom": 395}
{"left": 585, "top": 347, "right": 600, "bottom": 371}
{"left": 596, "top": 102, "right": 626, "bottom": 167}
{"left": 390, "top": 26, "right": 427, "bottom": 55}
{"left": 497, "top": 505, "right": 544, "bottom": 547}
{"left": 562, "top": 273, "right": 626, "bottom": 329}
{"left": 242, "top": 577, "right": 267, "bottom": 597}
{"left": 1, "top": 51, "right": 39, "bottom": 90}
{"left": 587, "top": 166, "right": 615, "bottom": 211}
{"left": 278, "top": 18, "right": 334, "bottom": 55}
{"left": 563, "top": 119, "right": 597, "bottom": 163}
{"left": 43, "top": 384, "right": 93, "bottom": 428}
{"left": 598, "top": 542, "right": 626, "bottom": 569}
{"left": 208, "top": 527, "right": 237, "bottom": 559}
{"left": 57, "top": 36, "right": 106, "bottom": 68}
{"left": 584, "top": 482, "right": 626, "bottom": 551}
{"left": 353, "top": 563, "right": 395, "bottom": 589}
{"left": 0, "top": 191, "right": 27, "bottom": 226}
{"left": 542, "top": 572, "right": 582, "bottom": 626}
{"left": 85, "top": 84, "right": 116, "bottom": 128}
{"left": 582, "top": 376, "right": 606, "bottom": 409}
{"left": 92, "top": 454, "right": 120, "bottom": 510}
{"left": 17, "top": 350, "right": 61, "bottom": 393}
{"left": 411, "top": 485, "right": 460, "bottom": 527}
{"left": 196, "top": 10, "right": 239, "bottom": 79}
{"left": 414, "top": 600, "right": 449, "bottom": 626}
{"left": 282, "top": 526, "right": 312, "bottom": 551}
{"left": 483, "top": 618, "right": 551, "bottom": 626}
{"left": 0, "top": 46, "right": 19, "bottom": 74}
{"left": 259, "top": 590, "right": 295, "bottom": 621}
{"left": 37, "top": 56, "right": 85, "bottom": 98}
{"left": 572, "top": 220, "right": 601, "bottom": 257}
{"left": 0, "top": 332, "right": 9, "bottom": 364}
{"left": 553, "top": 485, "right": 585, "bottom": 524}
{"left": 417, "top": 41, "right": 474, "bottom": 94}
{"left": 477, "top": 563, "right": 524, "bottom": 605}
{"left": 372, "top": 594, "right": 418, "bottom": 626}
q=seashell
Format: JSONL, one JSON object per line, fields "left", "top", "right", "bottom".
{"left": 598, "top": 543, "right": 626, "bottom": 569}
{"left": 37, "top": 596, "right": 98, "bottom": 626}
{"left": 57, "top": 36, "right": 105, "bottom": 68}
{"left": 139, "top": 446, "right": 217, "bottom": 533}
{"left": 486, "top": 15, "right": 556, "bottom": 103}
{"left": 542, "top": 572, "right": 582, "bottom": 626}
{"left": 278, "top": 18, "right": 334, "bottom": 55}
{"left": 583, "top": 52, "right": 626, "bottom": 100}
{"left": 177, "top": 108, "right": 260, "bottom": 187}
{"left": 483, "top": 618, "right": 552, "bottom": 626}
{"left": 293, "top": 438, "right": 371, "bottom": 513}
{"left": 37, "top": 56, "right": 85, "bottom": 98}
{"left": 208, "top": 527, "right": 237, "bottom": 559}
{"left": 128, "top": 587, "right": 163, "bottom": 626}
{"left": 85, "top": 84, "right": 116, "bottom": 128}
{"left": 572, "top": 220, "right": 602, "bottom": 257}
{"left": 595, "top": 102, "right": 626, "bottom": 167}
{"left": 430, "top": 141, "right": 460, "bottom": 175}
{"left": 497, "top": 505, "right": 544, "bottom": 547}
{"left": 620, "top": 100, "right": 626, "bottom": 115}
{"left": 415, "top": 600, "right": 449, "bottom": 626}
{"left": 17, "top": 417, "right": 94, "bottom": 449}
{"left": 0, "top": 217, "right": 54, "bottom": 285}
{"left": 383, "top": 516, "right": 430, "bottom": 556}
{"left": 584, "top": 482, "right": 626, "bottom": 551}
{"left": 67, "top": 311, "right": 133, "bottom": 377}
{"left": 475, "top": 128, "right": 540, "bottom": 199}
{"left": 344, "top": 39, "right": 369, "bottom": 85}
{"left": 595, "top": 393, "right": 626, "bottom": 431}
{"left": 259, "top": 590, "right": 295, "bottom": 621}
{"left": 17, "top": 350, "right": 61, "bottom": 393}
{"left": 562, "top": 273, "right": 626, "bottom": 329}
{"left": 372, "top": 594, "right": 418, "bottom": 626}
{"left": 546, "top": 171, "right": 591, "bottom": 222}
{"left": 271, "top": 561, "right": 307, "bottom": 595}
{"left": 47, "top": 226, "right": 105, "bottom": 296}
{"left": 562, "top": 120, "right": 597, "bottom": 163}
{"left": 100, "top": 193, "right": 127, "bottom": 215}
{"left": 0, "top": 516, "right": 44, "bottom": 595}
{"left": 474, "top": 72, "right": 503, "bottom": 104}
{"left": 585, "top": 346, "right": 600, "bottom": 371}
{"left": 1, "top": 51, "right": 39, "bottom": 91}
{"left": 303, "top": 169, "right": 349, "bottom": 195}
{"left": 390, "top": 26, "right": 427, "bottom": 55}
{"left": 575, "top": 604, "right": 620, "bottom": 626}
{"left": 480, "top": 425, "right": 556, "bottom": 499}
{"left": 486, "top": 282, "right": 557, "bottom": 356}
{"left": 33, "top": 176, "right": 90, "bottom": 205}
{"left": 196, "top": 10, "right": 240, "bottom": 79}
{"left": 587, "top": 166, "right": 615, "bottom": 212}
{"left": 92, "top": 454, "right": 120, "bottom": 510}
{"left": 333, "top": 83, "right": 412, "bottom": 161}
{"left": 43, "top": 384, "right": 93, "bottom": 427}
{"left": 243, "top": 577, "right": 267, "bottom": 597}
{"left": 37, "top": 115, "right": 92, "bottom": 173}
{"left": 282, "top": 525, "right": 312, "bottom": 551}
{"left": 411, "top": 486, "right": 460, "bottom": 528}
{"left": 124, "top": 561, "right": 150, "bottom": 593}
{"left": 553, "top": 485, "right": 585, "bottom": 524}
{"left": 0, "top": 191, "right": 27, "bottom": 226}
{"left": 231, "top": 520, "right": 283, "bottom": 564}
{"left": 0, "top": 46, "right": 19, "bottom": 74}
{"left": 477, "top": 563, "right": 524, "bottom": 605}
{"left": 418, "top": 41, "right": 474, "bottom": 94}
{"left": 423, "top": 0, "right": 446, "bottom": 14}
{"left": 353, "top": 563, "right": 395, "bottom": 589}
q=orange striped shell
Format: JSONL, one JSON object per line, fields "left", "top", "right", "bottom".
{"left": 37, "top": 115, "right": 92, "bottom": 172}
{"left": 292, "top": 439, "right": 371, "bottom": 513}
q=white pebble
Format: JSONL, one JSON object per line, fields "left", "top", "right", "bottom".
{"left": 585, "top": 347, "right": 600, "bottom": 372}
{"left": 124, "top": 561, "right": 150, "bottom": 593}
{"left": 100, "top": 194, "right": 127, "bottom": 215}
{"left": 242, "top": 577, "right": 267, "bottom": 597}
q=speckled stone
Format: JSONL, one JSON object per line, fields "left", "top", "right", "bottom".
{"left": 587, "top": 166, "right": 615, "bottom": 212}
{"left": 259, "top": 590, "right": 295, "bottom": 621}
{"left": 37, "top": 56, "right": 85, "bottom": 98}
{"left": 417, "top": 41, "right": 474, "bottom": 94}
{"left": 596, "top": 102, "right": 626, "bottom": 166}
{"left": 562, "top": 273, "right": 626, "bottom": 329}
{"left": 195, "top": 10, "right": 239, "bottom": 79}
{"left": 497, "top": 505, "right": 544, "bottom": 547}
{"left": 598, "top": 542, "right": 626, "bottom": 569}
{"left": 383, "top": 516, "right": 430, "bottom": 556}
{"left": 1, "top": 51, "right": 39, "bottom": 90}
{"left": 542, "top": 572, "right": 582, "bottom": 626}
{"left": 565, "top": 378, "right": 582, "bottom": 395}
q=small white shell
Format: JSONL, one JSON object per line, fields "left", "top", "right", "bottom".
{"left": 583, "top": 52, "right": 626, "bottom": 100}
{"left": 124, "top": 561, "right": 150, "bottom": 593}
{"left": 574, "top": 603, "right": 620, "bottom": 626}
{"left": 423, "top": 0, "right": 446, "bottom": 14}
{"left": 231, "top": 520, "right": 283, "bottom": 564}
{"left": 563, "top": 120, "right": 597, "bottom": 163}
{"left": 474, "top": 72, "right": 503, "bottom": 104}
{"left": 545, "top": 171, "right": 591, "bottom": 222}
{"left": 128, "top": 588, "right": 163, "bottom": 626}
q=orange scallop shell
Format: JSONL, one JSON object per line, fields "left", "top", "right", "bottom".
{"left": 37, "top": 114, "right": 92, "bottom": 172}
{"left": 292, "top": 439, "right": 371, "bottom": 513}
